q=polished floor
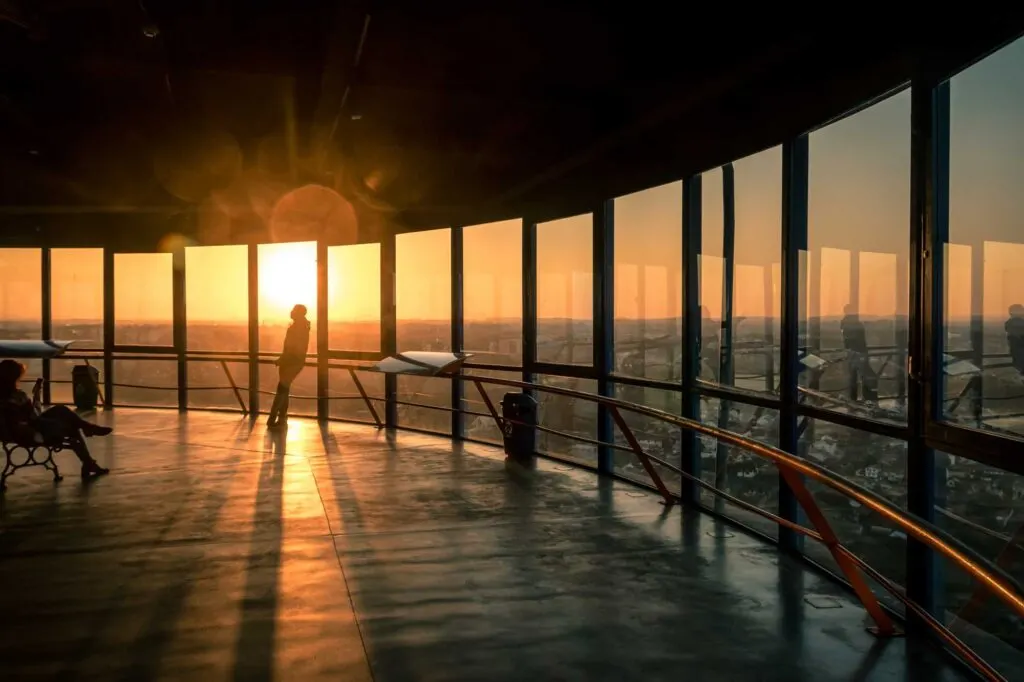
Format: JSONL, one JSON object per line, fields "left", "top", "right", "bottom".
{"left": 0, "top": 409, "right": 967, "bottom": 681}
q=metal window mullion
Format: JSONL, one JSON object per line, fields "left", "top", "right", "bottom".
{"left": 41, "top": 246, "right": 52, "bottom": 405}
{"left": 172, "top": 246, "right": 187, "bottom": 411}
{"left": 594, "top": 200, "right": 615, "bottom": 474}
{"left": 317, "top": 239, "right": 329, "bottom": 420}
{"left": 523, "top": 218, "right": 537, "bottom": 393}
{"left": 714, "top": 164, "right": 737, "bottom": 513}
{"left": 451, "top": 225, "right": 464, "bottom": 439}
{"left": 103, "top": 247, "right": 115, "bottom": 408}
{"left": 382, "top": 226, "right": 398, "bottom": 428}
{"left": 247, "top": 243, "right": 259, "bottom": 416}
{"left": 779, "top": 136, "right": 809, "bottom": 552}
{"left": 681, "top": 175, "right": 702, "bottom": 505}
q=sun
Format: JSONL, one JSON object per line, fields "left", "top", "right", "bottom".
{"left": 258, "top": 242, "right": 317, "bottom": 319}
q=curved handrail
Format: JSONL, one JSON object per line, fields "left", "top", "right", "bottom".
{"left": 44, "top": 352, "right": 1024, "bottom": 679}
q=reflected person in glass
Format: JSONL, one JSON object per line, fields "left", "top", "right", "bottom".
{"left": 840, "top": 304, "right": 878, "bottom": 403}
{"left": 0, "top": 359, "right": 111, "bottom": 479}
{"left": 1006, "top": 304, "right": 1024, "bottom": 377}
{"left": 267, "top": 304, "right": 310, "bottom": 429}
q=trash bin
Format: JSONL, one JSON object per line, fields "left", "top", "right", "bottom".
{"left": 72, "top": 365, "right": 100, "bottom": 411}
{"left": 500, "top": 392, "right": 537, "bottom": 460}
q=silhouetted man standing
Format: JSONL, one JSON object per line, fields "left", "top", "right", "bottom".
{"left": 268, "top": 304, "right": 310, "bottom": 428}
{"left": 1006, "top": 304, "right": 1024, "bottom": 376}
{"left": 840, "top": 304, "right": 878, "bottom": 402}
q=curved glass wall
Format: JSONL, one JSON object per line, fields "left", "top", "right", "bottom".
{"left": 8, "top": 32, "right": 1022, "bottom": 671}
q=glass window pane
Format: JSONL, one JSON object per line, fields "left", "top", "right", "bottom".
{"left": 537, "top": 375, "right": 597, "bottom": 465}
{"left": 463, "top": 220, "right": 522, "bottom": 366}
{"left": 613, "top": 182, "right": 682, "bottom": 382}
{"left": 114, "top": 253, "right": 173, "bottom": 346}
{"left": 0, "top": 248, "right": 41, "bottom": 340}
{"left": 397, "top": 375, "right": 451, "bottom": 435}
{"left": 113, "top": 358, "right": 177, "bottom": 407}
{"left": 188, "top": 360, "right": 248, "bottom": 411}
{"left": 699, "top": 151, "right": 783, "bottom": 393}
{"left": 462, "top": 368, "right": 521, "bottom": 444}
{"left": 803, "top": 90, "right": 911, "bottom": 424}
{"left": 537, "top": 214, "right": 592, "bottom": 365}
{"left": 51, "top": 248, "right": 103, "bottom": 348}
{"left": 186, "top": 245, "right": 248, "bottom": 352}
{"left": 328, "top": 365, "right": 383, "bottom": 424}
{"left": 328, "top": 243, "right": 380, "bottom": 352}
{"left": 698, "top": 397, "right": 781, "bottom": 539}
{"left": 936, "top": 452, "right": 1024, "bottom": 673}
{"left": 396, "top": 228, "right": 451, "bottom": 352}
{"left": 945, "top": 36, "right": 1024, "bottom": 438}
{"left": 799, "top": 418, "right": 908, "bottom": 610}
{"left": 258, "top": 242, "right": 317, "bottom": 355}
{"left": 611, "top": 383, "right": 682, "bottom": 491}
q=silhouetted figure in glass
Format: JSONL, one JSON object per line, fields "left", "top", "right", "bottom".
{"left": 267, "top": 304, "right": 310, "bottom": 428}
{"left": 1006, "top": 304, "right": 1024, "bottom": 376}
{"left": 840, "top": 305, "right": 878, "bottom": 402}
{"left": 0, "top": 360, "right": 110, "bottom": 479}
{"left": 700, "top": 306, "right": 720, "bottom": 382}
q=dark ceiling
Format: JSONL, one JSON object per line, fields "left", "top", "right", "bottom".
{"left": 0, "top": 3, "right": 1020, "bottom": 246}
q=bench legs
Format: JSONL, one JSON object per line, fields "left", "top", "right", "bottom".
{"left": 1, "top": 443, "right": 63, "bottom": 492}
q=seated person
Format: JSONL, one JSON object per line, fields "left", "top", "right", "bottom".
{"left": 0, "top": 359, "right": 110, "bottom": 479}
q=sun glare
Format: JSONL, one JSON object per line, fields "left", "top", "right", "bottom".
{"left": 258, "top": 242, "right": 317, "bottom": 319}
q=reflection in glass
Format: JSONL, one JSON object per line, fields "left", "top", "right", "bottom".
{"left": 699, "top": 150, "right": 783, "bottom": 393}
{"left": 328, "top": 367, "right": 384, "bottom": 424}
{"left": 613, "top": 182, "right": 681, "bottom": 382}
{"left": 537, "top": 214, "right": 593, "bottom": 365}
{"left": 51, "top": 248, "right": 103, "bottom": 348}
{"left": 328, "top": 243, "right": 380, "bottom": 352}
{"left": 935, "top": 451, "right": 1024, "bottom": 667}
{"left": 804, "top": 89, "right": 910, "bottom": 424}
{"left": 114, "top": 253, "right": 173, "bottom": 346}
{"left": 0, "top": 249, "right": 41, "bottom": 341}
{"left": 463, "top": 220, "right": 522, "bottom": 365}
{"left": 612, "top": 383, "right": 681, "bottom": 489}
{"left": 186, "top": 245, "right": 248, "bottom": 352}
{"left": 945, "top": 36, "right": 1024, "bottom": 438}
{"left": 396, "top": 228, "right": 451, "bottom": 353}
{"left": 397, "top": 375, "right": 451, "bottom": 434}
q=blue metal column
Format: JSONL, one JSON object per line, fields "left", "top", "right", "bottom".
{"left": 102, "top": 247, "right": 115, "bottom": 408}
{"left": 779, "top": 137, "right": 809, "bottom": 552}
{"left": 247, "top": 243, "right": 260, "bottom": 417}
{"left": 594, "top": 201, "right": 615, "bottom": 474}
{"left": 906, "top": 76, "right": 948, "bottom": 628}
{"left": 41, "top": 247, "right": 52, "bottom": 406}
{"left": 451, "top": 225, "right": 465, "bottom": 439}
{"left": 681, "top": 176, "right": 702, "bottom": 505}
{"left": 382, "top": 225, "right": 398, "bottom": 428}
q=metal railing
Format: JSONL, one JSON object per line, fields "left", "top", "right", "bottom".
{"left": 37, "top": 352, "right": 1024, "bottom": 681}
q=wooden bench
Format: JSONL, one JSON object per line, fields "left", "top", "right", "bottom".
{"left": 0, "top": 427, "right": 67, "bottom": 492}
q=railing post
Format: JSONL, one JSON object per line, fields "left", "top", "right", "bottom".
{"left": 102, "top": 247, "right": 115, "bottom": 409}
{"left": 681, "top": 176, "right": 702, "bottom": 505}
{"left": 594, "top": 200, "right": 615, "bottom": 474}
{"left": 41, "top": 246, "right": 52, "bottom": 405}
{"left": 381, "top": 224, "right": 398, "bottom": 428}
{"left": 779, "top": 136, "right": 809, "bottom": 552}
{"left": 247, "top": 243, "right": 259, "bottom": 417}
{"left": 451, "top": 225, "right": 464, "bottom": 440}
{"left": 316, "top": 239, "right": 329, "bottom": 421}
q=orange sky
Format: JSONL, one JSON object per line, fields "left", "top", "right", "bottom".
{"left": 0, "top": 37, "right": 1022, "bottom": 327}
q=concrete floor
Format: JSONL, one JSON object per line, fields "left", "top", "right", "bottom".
{"left": 0, "top": 409, "right": 968, "bottom": 682}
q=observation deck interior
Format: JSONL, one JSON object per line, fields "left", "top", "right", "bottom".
{"left": 0, "top": 409, "right": 966, "bottom": 682}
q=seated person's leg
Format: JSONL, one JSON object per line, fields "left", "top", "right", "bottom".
{"left": 39, "top": 404, "right": 111, "bottom": 437}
